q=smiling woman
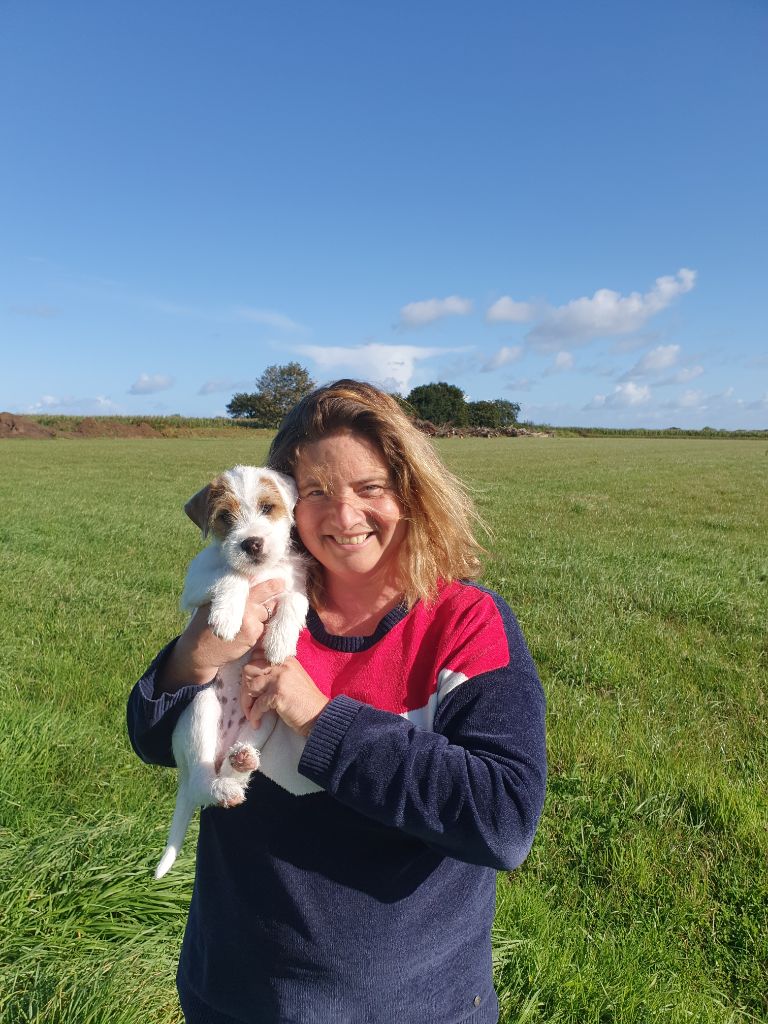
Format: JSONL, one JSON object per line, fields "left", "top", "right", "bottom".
{"left": 127, "top": 379, "right": 547, "bottom": 1024}
{"left": 292, "top": 431, "right": 408, "bottom": 618}
{"left": 269, "top": 380, "right": 486, "bottom": 613}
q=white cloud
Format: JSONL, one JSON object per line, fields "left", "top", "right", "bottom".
{"left": 620, "top": 344, "right": 681, "bottom": 381}
{"left": 27, "top": 394, "right": 121, "bottom": 414}
{"left": 198, "top": 378, "right": 239, "bottom": 395}
{"left": 297, "top": 343, "right": 461, "bottom": 393}
{"left": 28, "top": 394, "right": 60, "bottom": 410}
{"left": 635, "top": 344, "right": 680, "bottom": 373}
{"left": 481, "top": 345, "right": 522, "bottom": 371}
{"left": 621, "top": 346, "right": 706, "bottom": 387}
{"left": 528, "top": 268, "right": 697, "bottom": 351}
{"left": 547, "top": 351, "right": 575, "bottom": 375}
{"left": 674, "top": 365, "right": 704, "bottom": 383}
{"left": 129, "top": 373, "right": 174, "bottom": 395}
{"left": 678, "top": 389, "right": 705, "bottom": 408}
{"left": 233, "top": 307, "right": 304, "bottom": 331}
{"left": 505, "top": 377, "right": 534, "bottom": 393}
{"left": 398, "top": 295, "right": 473, "bottom": 328}
{"left": 586, "top": 381, "right": 652, "bottom": 409}
{"left": 611, "top": 331, "right": 662, "bottom": 354}
{"left": 485, "top": 297, "right": 535, "bottom": 323}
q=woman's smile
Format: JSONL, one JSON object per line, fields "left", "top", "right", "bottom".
{"left": 294, "top": 431, "right": 407, "bottom": 584}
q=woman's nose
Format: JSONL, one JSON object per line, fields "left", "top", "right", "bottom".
{"left": 331, "top": 495, "right": 366, "bottom": 527}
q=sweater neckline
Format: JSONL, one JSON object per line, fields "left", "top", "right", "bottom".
{"left": 306, "top": 603, "right": 410, "bottom": 652}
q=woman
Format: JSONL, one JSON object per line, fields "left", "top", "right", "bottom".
{"left": 127, "top": 379, "right": 546, "bottom": 1024}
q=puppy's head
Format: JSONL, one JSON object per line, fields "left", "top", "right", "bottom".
{"left": 185, "top": 466, "right": 298, "bottom": 574}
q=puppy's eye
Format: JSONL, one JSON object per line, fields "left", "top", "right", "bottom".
{"left": 218, "top": 510, "right": 237, "bottom": 527}
{"left": 260, "top": 503, "right": 274, "bottom": 515}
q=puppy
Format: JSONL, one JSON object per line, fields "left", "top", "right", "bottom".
{"left": 154, "top": 465, "right": 309, "bottom": 879}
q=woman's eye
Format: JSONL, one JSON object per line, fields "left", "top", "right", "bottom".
{"left": 361, "top": 484, "right": 385, "bottom": 496}
{"left": 259, "top": 503, "right": 274, "bottom": 515}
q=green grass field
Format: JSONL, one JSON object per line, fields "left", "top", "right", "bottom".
{"left": 1, "top": 437, "right": 765, "bottom": 1023}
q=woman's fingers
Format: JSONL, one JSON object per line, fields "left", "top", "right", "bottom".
{"left": 240, "top": 658, "right": 330, "bottom": 737}
{"left": 239, "top": 580, "right": 283, "bottom": 643}
{"left": 241, "top": 664, "right": 277, "bottom": 726}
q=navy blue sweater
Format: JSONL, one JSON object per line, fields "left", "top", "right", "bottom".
{"left": 127, "top": 582, "right": 546, "bottom": 1024}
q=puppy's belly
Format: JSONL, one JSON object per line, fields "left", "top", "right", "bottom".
{"left": 211, "top": 658, "right": 321, "bottom": 796}
{"left": 213, "top": 658, "right": 276, "bottom": 769}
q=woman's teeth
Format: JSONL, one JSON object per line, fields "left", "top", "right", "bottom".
{"left": 333, "top": 534, "right": 371, "bottom": 545}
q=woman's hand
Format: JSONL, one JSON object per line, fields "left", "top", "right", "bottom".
{"left": 156, "top": 579, "right": 285, "bottom": 694}
{"left": 241, "top": 654, "right": 330, "bottom": 737}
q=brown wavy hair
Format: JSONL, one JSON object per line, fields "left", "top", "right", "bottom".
{"left": 267, "top": 379, "right": 486, "bottom": 608}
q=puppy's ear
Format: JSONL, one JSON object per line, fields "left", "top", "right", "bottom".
{"left": 268, "top": 470, "right": 299, "bottom": 513}
{"left": 184, "top": 484, "right": 212, "bottom": 535}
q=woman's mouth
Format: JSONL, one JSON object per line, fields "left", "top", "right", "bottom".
{"left": 330, "top": 533, "right": 374, "bottom": 546}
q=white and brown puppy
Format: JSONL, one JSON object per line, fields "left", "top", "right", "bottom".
{"left": 155, "top": 465, "right": 309, "bottom": 879}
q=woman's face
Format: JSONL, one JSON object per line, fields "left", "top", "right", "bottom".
{"left": 293, "top": 431, "right": 407, "bottom": 589}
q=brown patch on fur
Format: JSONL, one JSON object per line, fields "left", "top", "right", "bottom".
{"left": 207, "top": 478, "right": 242, "bottom": 538}
{"left": 184, "top": 484, "right": 212, "bottom": 530}
{"left": 258, "top": 477, "right": 290, "bottom": 521}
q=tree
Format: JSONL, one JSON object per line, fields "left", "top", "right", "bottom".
{"left": 467, "top": 399, "right": 521, "bottom": 428}
{"left": 467, "top": 400, "right": 501, "bottom": 428}
{"left": 405, "top": 382, "right": 468, "bottom": 425}
{"left": 225, "top": 392, "right": 272, "bottom": 421}
{"left": 226, "top": 362, "right": 316, "bottom": 426}
{"left": 494, "top": 399, "right": 520, "bottom": 427}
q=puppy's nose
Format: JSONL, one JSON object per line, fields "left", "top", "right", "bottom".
{"left": 241, "top": 537, "right": 263, "bottom": 558}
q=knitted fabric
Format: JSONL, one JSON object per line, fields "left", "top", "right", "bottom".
{"left": 127, "top": 581, "right": 546, "bottom": 1024}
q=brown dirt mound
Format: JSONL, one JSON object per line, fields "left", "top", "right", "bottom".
{"left": 73, "top": 417, "right": 162, "bottom": 438}
{"left": 0, "top": 412, "right": 56, "bottom": 439}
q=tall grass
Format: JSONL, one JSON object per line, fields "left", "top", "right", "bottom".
{"left": 1, "top": 438, "right": 765, "bottom": 1023}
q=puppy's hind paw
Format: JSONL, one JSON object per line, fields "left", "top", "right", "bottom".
{"left": 228, "top": 741, "right": 260, "bottom": 774}
{"left": 210, "top": 777, "right": 247, "bottom": 808}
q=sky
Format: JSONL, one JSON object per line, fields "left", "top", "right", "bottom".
{"left": 1, "top": 0, "right": 766, "bottom": 429}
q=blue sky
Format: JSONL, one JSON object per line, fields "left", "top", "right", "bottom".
{"left": 1, "top": 1, "right": 766, "bottom": 428}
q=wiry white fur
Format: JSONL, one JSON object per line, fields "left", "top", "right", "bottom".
{"left": 154, "top": 466, "right": 309, "bottom": 879}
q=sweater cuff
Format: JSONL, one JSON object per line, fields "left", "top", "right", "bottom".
{"left": 298, "top": 695, "right": 363, "bottom": 783}
{"left": 141, "top": 637, "right": 214, "bottom": 705}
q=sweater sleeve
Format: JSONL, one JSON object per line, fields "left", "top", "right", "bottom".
{"left": 126, "top": 638, "right": 214, "bottom": 767}
{"left": 298, "top": 594, "right": 546, "bottom": 870}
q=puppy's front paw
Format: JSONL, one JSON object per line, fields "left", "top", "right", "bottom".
{"left": 228, "top": 741, "right": 260, "bottom": 774}
{"left": 210, "top": 777, "right": 247, "bottom": 808}
{"left": 262, "top": 629, "right": 297, "bottom": 665}
{"left": 208, "top": 608, "right": 242, "bottom": 642}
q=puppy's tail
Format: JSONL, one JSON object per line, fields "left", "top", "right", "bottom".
{"left": 155, "top": 792, "right": 197, "bottom": 879}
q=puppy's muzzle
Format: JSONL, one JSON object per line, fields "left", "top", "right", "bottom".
{"left": 240, "top": 537, "right": 264, "bottom": 560}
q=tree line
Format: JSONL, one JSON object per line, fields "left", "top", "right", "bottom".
{"left": 226, "top": 363, "right": 520, "bottom": 428}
